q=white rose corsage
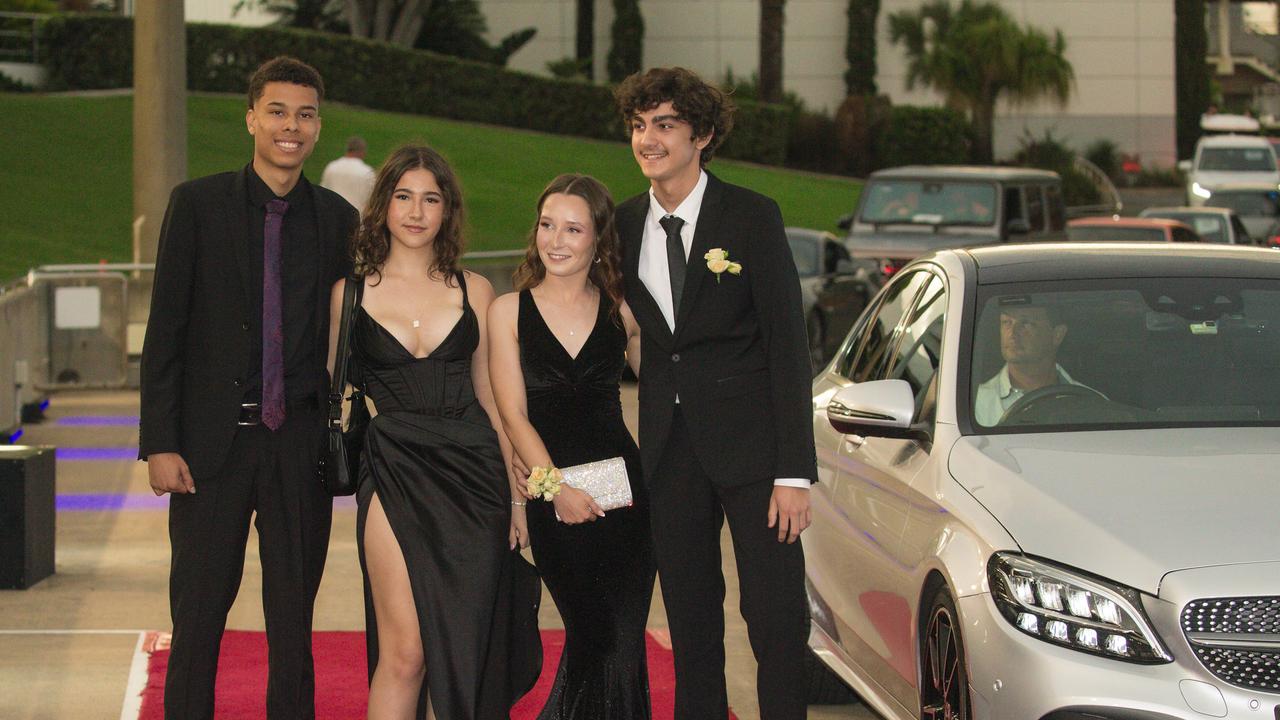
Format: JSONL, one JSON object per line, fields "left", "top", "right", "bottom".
{"left": 704, "top": 248, "right": 743, "bottom": 283}
{"left": 527, "top": 465, "right": 563, "bottom": 501}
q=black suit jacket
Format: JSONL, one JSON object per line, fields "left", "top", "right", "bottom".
{"left": 139, "top": 166, "right": 358, "bottom": 479}
{"left": 618, "top": 172, "right": 818, "bottom": 487}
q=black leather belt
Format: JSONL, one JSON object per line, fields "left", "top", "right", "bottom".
{"left": 237, "top": 397, "right": 316, "bottom": 426}
{"left": 238, "top": 403, "right": 263, "bottom": 426}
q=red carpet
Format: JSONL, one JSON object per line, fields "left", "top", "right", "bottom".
{"left": 136, "top": 630, "right": 737, "bottom": 719}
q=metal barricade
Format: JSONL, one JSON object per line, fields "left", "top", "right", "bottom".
{"left": 0, "top": 278, "right": 48, "bottom": 433}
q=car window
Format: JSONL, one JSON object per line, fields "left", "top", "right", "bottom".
{"left": 1066, "top": 226, "right": 1168, "bottom": 242}
{"left": 1045, "top": 185, "right": 1066, "bottom": 231}
{"left": 837, "top": 270, "right": 931, "bottom": 382}
{"left": 787, "top": 235, "right": 820, "bottom": 277}
{"left": 1198, "top": 146, "right": 1276, "bottom": 171}
{"left": 884, "top": 274, "right": 947, "bottom": 423}
{"left": 1231, "top": 215, "right": 1254, "bottom": 244}
{"left": 969, "top": 279, "right": 1280, "bottom": 432}
{"left": 1182, "top": 215, "right": 1226, "bottom": 242}
{"left": 1172, "top": 226, "right": 1201, "bottom": 243}
{"left": 1025, "top": 185, "right": 1046, "bottom": 233}
{"left": 1004, "top": 187, "right": 1024, "bottom": 226}
{"left": 858, "top": 181, "right": 996, "bottom": 226}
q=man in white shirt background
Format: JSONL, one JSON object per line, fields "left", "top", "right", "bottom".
{"left": 319, "top": 135, "right": 375, "bottom": 213}
{"left": 975, "top": 301, "right": 1090, "bottom": 425}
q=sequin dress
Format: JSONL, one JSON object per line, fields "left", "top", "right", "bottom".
{"left": 518, "top": 289, "right": 657, "bottom": 719}
{"left": 353, "top": 273, "right": 540, "bottom": 719}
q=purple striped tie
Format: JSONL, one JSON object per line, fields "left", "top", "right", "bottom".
{"left": 262, "top": 198, "right": 289, "bottom": 431}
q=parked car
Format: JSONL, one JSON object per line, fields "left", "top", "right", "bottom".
{"left": 839, "top": 166, "right": 1066, "bottom": 285}
{"left": 1201, "top": 182, "right": 1280, "bottom": 239}
{"left": 1179, "top": 133, "right": 1279, "bottom": 206}
{"left": 787, "top": 227, "right": 872, "bottom": 371}
{"left": 1139, "top": 205, "right": 1255, "bottom": 244}
{"left": 805, "top": 242, "right": 1280, "bottom": 719}
{"left": 1066, "top": 216, "right": 1201, "bottom": 243}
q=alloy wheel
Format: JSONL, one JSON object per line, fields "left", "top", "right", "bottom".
{"left": 921, "top": 596, "right": 969, "bottom": 720}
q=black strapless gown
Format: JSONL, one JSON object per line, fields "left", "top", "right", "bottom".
{"left": 519, "top": 289, "right": 657, "bottom": 719}
{"left": 353, "top": 273, "right": 540, "bottom": 720}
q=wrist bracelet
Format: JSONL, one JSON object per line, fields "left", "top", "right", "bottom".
{"left": 511, "top": 500, "right": 527, "bottom": 507}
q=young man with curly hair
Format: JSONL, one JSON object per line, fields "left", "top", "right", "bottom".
{"left": 140, "top": 56, "right": 358, "bottom": 719}
{"left": 613, "top": 66, "right": 817, "bottom": 720}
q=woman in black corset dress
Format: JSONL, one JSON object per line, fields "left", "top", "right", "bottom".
{"left": 488, "top": 173, "right": 657, "bottom": 719}
{"left": 326, "top": 145, "right": 539, "bottom": 720}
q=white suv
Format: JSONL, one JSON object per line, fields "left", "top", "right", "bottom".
{"left": 1180, "top": 133, "right": 1280, "bottom": 206}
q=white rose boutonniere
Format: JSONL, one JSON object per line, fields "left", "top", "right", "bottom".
{"left": 704, "top": 248, "right": 743, "bottom": 283}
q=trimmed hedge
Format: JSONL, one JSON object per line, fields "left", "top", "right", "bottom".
{"left": 873, "top": 105, "right": 972, "bottom": 169}
{"left": 38, "top": 14, "right": 790, "bottom": 165}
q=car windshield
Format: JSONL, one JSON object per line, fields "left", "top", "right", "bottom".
{"left": 859, "top": 180, "right": 996, "bottom": 226}
{"left": 968, "top": 278, "right": 1280, "bottom": 432}
{"left": 788, "top": 236, "right": 820, "bottom": 277}
{"left": 1151, "top": 214, "right": 1227, "bottom": 243}
{"left": 1207, "top": 191, "right": 1280, "bottom": 218}
{"left": 1066, "top": 226, "right": 1168, "bottom": 242}
{"left": 1198, "top": 146, "right": 1276, "bottom": 171}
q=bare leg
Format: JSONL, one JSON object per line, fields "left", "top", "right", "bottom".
{"left": 365, "top": 492, "right": 434, "bottom": 720}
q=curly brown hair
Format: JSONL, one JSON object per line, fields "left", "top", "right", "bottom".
{"left": 247, "top": 56, "right": 324, "bottom": 108}
{"left": 613, "top": 66, "right": 736, "bottom": 165}
{"left": 512, "top": 174, "right": 624, "bottom": 320}
{"left": 351, "top": 144, "right": 466, "bottom": 285}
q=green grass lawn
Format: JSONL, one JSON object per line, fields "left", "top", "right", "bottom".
{"left": 0, "top": 93, "right": 861, "bottom": 280}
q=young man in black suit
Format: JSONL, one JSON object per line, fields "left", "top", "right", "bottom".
{"left": 613, "top": 67, "right": 817, "bottom": 720}
{"left": 139, "top": 56, "right": 358, "bottom": 720}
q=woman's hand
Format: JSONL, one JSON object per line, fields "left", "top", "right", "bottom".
{"left": 509, "top": 454, "right": 532, "bottom": 500}
{"left": 509, "top": 504, "right": 530, "bottom": 549}
{"left": 552, "top": 486, "right": 605, "bottom": 524}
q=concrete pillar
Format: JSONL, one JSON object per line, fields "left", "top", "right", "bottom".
{"left": 1217, "top": 0, "right": 1234, "bottom": 76}
{"left": 132, "top": 1, "right": 186, "bottom": 266}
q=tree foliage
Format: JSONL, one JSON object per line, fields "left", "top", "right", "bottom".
{"left": 844, "top": 0, "right": 879, "bottom": 96}
{"left": 758, "top": 0, "right": 785, "bottom": 103}
{"left": 1175, "top": 0, "right": 1210, "bottom": 160}
{"left": 887, "top": 0, "right": 1073, "bottom": 162}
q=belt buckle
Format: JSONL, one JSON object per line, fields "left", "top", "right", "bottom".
{"left": 238, "top": 402, "right": 262, "bottom": 426}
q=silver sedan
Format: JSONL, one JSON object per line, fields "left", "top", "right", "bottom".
{"left": 804, "top": 242, "right": 1280, "bottom": 719}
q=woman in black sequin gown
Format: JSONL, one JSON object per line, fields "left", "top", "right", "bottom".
{"left": 488, "top": 174, "right": 656, "bottom": 719}
{"left": 328, "top": 145, "right": 539, "bottom": 720}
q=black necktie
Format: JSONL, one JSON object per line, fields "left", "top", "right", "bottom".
{"left": 659, "top": 214, "right": 686, "bottom": 315}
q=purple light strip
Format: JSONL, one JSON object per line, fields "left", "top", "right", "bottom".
{"left": 56, "top": 447, "right": 138, "bottom": 461}
{"left": 56, "top": 416, "right": 140, "bottom": 427}
{"left": 55, "top": 493, "right": 358, "bottom": 512}
{"left": 56, "top": 493, "right": 167, "bottom": 511}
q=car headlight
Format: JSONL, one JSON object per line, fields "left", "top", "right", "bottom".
{"left": 1192, "top": 182, "right": 1212, "bottom": 199}
{"left": 988, "top": 553, "right": 1172, "bottom": 664}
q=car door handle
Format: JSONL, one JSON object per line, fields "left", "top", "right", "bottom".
{"left": 844, "top": 434, "right": 866, "bottom": 449}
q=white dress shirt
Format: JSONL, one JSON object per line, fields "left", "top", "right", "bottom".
{"left": 973, "top": 364, "right": 1085, "bottom": 426}
{"left": 639, "top": 171, "right": 809, "bottom": 489}
{"left": 319, "top": 155, "right": 376, "bottom": 214}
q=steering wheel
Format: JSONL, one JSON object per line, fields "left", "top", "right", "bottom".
{"left": 998, "top": 383, "right": 1108, "bottom": 425}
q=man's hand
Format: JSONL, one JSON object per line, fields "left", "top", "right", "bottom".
{"left": 148, "top": 452, "right": 195, "bottom": 496}
{"left": 767, "top": 486, "right": 811, "bottom": 543}
{"left": 509, "top": 453, "right": 532, "bottom": 499}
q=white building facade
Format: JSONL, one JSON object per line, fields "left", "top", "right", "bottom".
{"left": 481, "top": 0, "right": 1178, "bottom": 166}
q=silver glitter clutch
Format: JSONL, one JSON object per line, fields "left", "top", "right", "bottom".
{"left": 561, "top": 456, "right": 633, "bottom": 511}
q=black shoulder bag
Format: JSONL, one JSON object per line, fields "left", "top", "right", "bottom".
{"left": 318, "top": 275, "right": 368, "bottom": 496}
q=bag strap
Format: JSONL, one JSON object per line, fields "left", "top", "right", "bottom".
{"left": 329, "top": 274, "right": 364, "bottom": 427}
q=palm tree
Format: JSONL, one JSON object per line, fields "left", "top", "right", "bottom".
{"left": 888, "top": 0, "right": 1074, "bottom": 163}
{"left": 759, "top": 0, "right": 785, "bottom": 103}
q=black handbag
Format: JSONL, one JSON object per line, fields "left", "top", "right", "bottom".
{"left": 318, "top": 275, "right": 367, "bottom": 497}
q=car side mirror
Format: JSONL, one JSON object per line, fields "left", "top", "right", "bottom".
{"left": 1177, "top": 160, "right": 1192, "bottom": 173}
{"left": 1006, "top": 218, "right": 1032, "bottom": 235}
{"left": 837, "top": 213, "right": 854, "bottom": 231}
{"left": 826, "top": 379, "right": 926, "bottom": 441}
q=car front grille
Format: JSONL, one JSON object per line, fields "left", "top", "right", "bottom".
{"left": 1181, "top": 596, "right": 1280, "bottom": 693}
